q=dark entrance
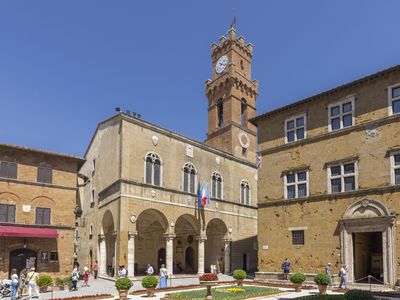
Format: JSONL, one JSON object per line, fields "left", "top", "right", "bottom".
{"left": 157, "top": 248, "right": 166, "bottom": 273}
{"left": 353, "top": 232, "right": 383, "bottom": 284}
{"left": 185, "top": 247, "right": 195, "bottom": 273}
{"left": 242, "top": 253, "right": 248, "bottom": 271}
{"left": 9, "top": 249, "right": 37, "bottom": 275}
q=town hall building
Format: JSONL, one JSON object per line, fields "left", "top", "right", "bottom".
{"left": 76, "top": 27, "right": 259, "bottom": 277}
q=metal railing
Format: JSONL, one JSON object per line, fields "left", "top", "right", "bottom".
{"left": 354, "top": 274, "right": 384, "bottom": 291}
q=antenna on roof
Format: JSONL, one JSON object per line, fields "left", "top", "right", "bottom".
{"left": 126, "top": 109, "right": 131, "bottom": 115}
{"left": 137, "top": 114, "right": 141, "bottom": 119}
{"left": 115, "top": 107, "right": 121, "bottom": 112}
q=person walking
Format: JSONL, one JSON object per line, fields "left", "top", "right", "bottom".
{"left": 82, "top": 264, "right": 90, "bottom": 287}
{"left": 93, "top": 261, "right": 99, "bottom": 279}
{"left": 71, "top": 267, "right": 79, "bottom": 291}
{"left": 338, "top": 265, "right": 348, "bottom": 289}
{"left": 146, "top": 264, "right": 154, "bottom": 276}
{"left": 325, "top": 263, "right": 333, "bottom": 287}
{"left": 282, "top": 258, "right": 291, "bottom": 280}
{"left": 26, "top": 267, "right": 40, "bottom": 300}
{"left": 159, "top": 264, "right": 168, "bottom": 288}
{"left": 18, "top": 268, "right": 27, "bottom": 298}
{"left": 10, "top": 269, "right": 19, "bottom": 300}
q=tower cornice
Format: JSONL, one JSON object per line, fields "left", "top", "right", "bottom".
{"left": 205, "top": 73, "right": 258, "bottom": 100}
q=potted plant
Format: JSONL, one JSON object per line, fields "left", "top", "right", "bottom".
{"left": 199, "top": 273, "right": 218, "bottom": 299}
{"left": 141, "top": 275, "right": 158, "bottom": 297}
{"left": 64, "top": 276, "right": 71, "bottom": 290}
{"left": 289, "top": 272, "right": 306, "bottom": 292}
{"left": 115, "top": 277, "right": 133, "bottom": 300}
{"left": 36, "top": 275, "right": 53, "bottom": 293}
{"left": 232, "top": 269, "right": 247, "bottom": 287}
{"left": 314, "top": 273, "right": 330, "bottom": 295}
{"left": 55, "top": 277, "right": 65, "bottom": 290}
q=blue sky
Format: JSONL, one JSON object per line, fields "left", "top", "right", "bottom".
{"left": 1, "top": 1, "right": 399, "bottom": 156}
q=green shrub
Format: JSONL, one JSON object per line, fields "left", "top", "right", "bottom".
{"left": 63, "top": 276, "right": 71, "bottom": 284}
{"left": 141, "top": 275, "right": 158, "bottom": 288}
{"left": 36, "top": 275, "right": 53, "bottom": 288}
{"left": 115, "top": 277, "right": 133, "bottom": 290}
{"left": 344, "top": 289, "right": 375, "bottom": 300}
{"left": 232, "top": 269, "right": 247, "bottom": 280}
{"left": 55, "top": 277, "right": 64, "bottom": 286}
{"left": 314, "top": 273, "right": 330, "bottom": 286}
{"left": 290, "top": 272, "right": 306, "bottom": 284}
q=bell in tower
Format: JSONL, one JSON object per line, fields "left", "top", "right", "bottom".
{"left": 205, "top": 26, "right": 258, "bottom": 163}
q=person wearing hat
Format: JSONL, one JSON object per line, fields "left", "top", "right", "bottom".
{"left": 325, "top": 262, "right": 333, "bottom": 287}
{"left": 26, "top": 267, "right": 40, "bottom": 299}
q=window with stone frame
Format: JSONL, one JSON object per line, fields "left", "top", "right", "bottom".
{"left": 183, "top": 163, "right": 197, "bottom": 193}
{"left": 292, "top": 230, "right": 304, "bottom": 245}
{"left": 0, "top": 204, "right": 16, "bottom": 223}
{"left": 0, "top": 161, "right": 17, "bottom": 179}
{"left": 50, "top": 251, "right": 59, "bottom": 261}
{"left": 240, "top": 180, "right": 250, "bottom": 205}
{"left": 328, "top": 161, "right": 357, "bottom": 193}
{"left": 35, "top": 207, "right": 51, "bottom": 225}
{"left": 284, "top": 170, "right": 308, "bottom": 199}
{"left": 145, "top": 152, "right": 161, "bottom": 186}
{"left": 390, "top": 152, "right": 400, "bottom": 185}
{"left": 37, "top": 166, "right": 53, "bottom": 184}
{"left": 328, "top": 97, "right": 355, "bottom": 131}
{"left": 389, "top": 84, "right": 400, "bottom": 115}
{"left": 285, "top": 114, "right": 306, "bottom": 143}
{"left": 211, "top": 171, "right": 223, "bottom": 199}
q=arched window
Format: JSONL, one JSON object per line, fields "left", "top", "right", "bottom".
{"left": 217, "top": 99, "right": 223, "bottom": 128}
{"left": 183, "top": 163, "right": 196, "bottom": 193}
{"left": 240, "top": 180, "right": 250, "bottom": 205}
{"left": 211, "top": 172, "right": 223, "bottom": 199}
{"left": 240, "top": 99, "right": 247, "bottom": 127}
{"left": 145, "top": 152, "right": 161, "bottom": 186}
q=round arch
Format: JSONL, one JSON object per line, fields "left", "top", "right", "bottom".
{"left": 100, "top": 210, "right": 116, "bottom": 277}
{"left": 205, "top": 218, "right": 228, "bottom": 273}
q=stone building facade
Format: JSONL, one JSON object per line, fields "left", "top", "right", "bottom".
{"left": 0, "top": 144, "right": 84, "bottom": 278}
{"left": 253, "top": 65, "right": 400, "bottom": 285}
{"left": 77, "top": 28, "right": 259, "bottom": 277}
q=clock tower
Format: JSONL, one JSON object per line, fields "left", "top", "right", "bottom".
{"left": 205, "top": 27, "right": 258, "bottom": 163}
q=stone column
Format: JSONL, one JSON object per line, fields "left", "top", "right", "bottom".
{"left": 196, "top": 235, "right": 207, "bottom": 274}
{"left": 113, "top": 231, "right": 117, "bottom": 277}
{"left": 224, "top": 239, "right": 232, "bottom": 275}
{"left": 127, "top": 231, "right": 137, "bottom": 278}
{"left": 164, "top": 233, "right": 175, "bottom": 276}
{"left": 98, "top": 234, "right": 106, "bottom": 275}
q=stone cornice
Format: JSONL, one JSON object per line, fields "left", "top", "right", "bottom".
{"left": 259, "top": 113, "right": 400, "bottom": 156}
{"left": 0, "top": 177, "right": 78, "bottom": 191}
{"left": 206, "top": 121, "right": 256, "bottom": 140}
{"left": 258, "top": 185, "right": 400, "bottom": 208}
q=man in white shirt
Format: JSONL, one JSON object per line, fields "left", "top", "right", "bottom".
{"left": 338, "top": 265, "right": 348, "bottom": 289}
{"left": 146, "top": 264, "right": 154, "bottom": 276}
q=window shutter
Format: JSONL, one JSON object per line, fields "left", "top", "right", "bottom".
{"left": 46, "top": 169, "right": 53, "bottom": 184}
{"left": 37, "top": 167, "right": 44, "bottom": 183}
{"left": 8, "top": 205, "right": 15, "bottom": 222}
{"left": 8, "top": 163, "right": 17, "bottom": 179}
{"left": 145, "top": 158, "right": 152, "bottom": 184}
{"left": 36, "top": 208, "right": 43, "bottom": 224}
{"left": 154, "top": 160, "right": 160, "bottom": 186}
{"left": 44, "top": 208, "right": 51, "bottom": 224}
{"left": 0, "top": 205, "right": 7, "bottom": 222}
{"left": 189, "top": 171, "right": 195, "bottom": 193}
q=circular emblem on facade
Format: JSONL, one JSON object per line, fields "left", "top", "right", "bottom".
{"left": 238, "top": 131, "right": 250, "bottom": 149}
{"left": 151, "top": 190, "right": 156, "bottom": 198}
{"left": 130, "top": 214, "right": 137, "bottom": 224}
{"left": 152, "top": 136, "right": 159, "bottom": 146}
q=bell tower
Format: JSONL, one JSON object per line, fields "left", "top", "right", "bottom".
{"left": 205, "top": 27, "right": 258, "bottom": 163}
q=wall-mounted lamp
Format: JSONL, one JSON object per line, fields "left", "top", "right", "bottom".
{"left": 228, "top": 226, "right": 233, "bottom": 234}
{"left": 23, "top": 238, "right": 27, "bottom": 248}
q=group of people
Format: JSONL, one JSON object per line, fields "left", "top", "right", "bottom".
{"left": 70, "top": 261, "right": 100, "bottom": 291}
{"left": 281, "top": 258, "right": 348, "bottom": 289}
{"left": 9, "top": 267, "right": 40, "bottom": 300}
{"left": 146, "top": 264, "right": 168, "bottom": 288}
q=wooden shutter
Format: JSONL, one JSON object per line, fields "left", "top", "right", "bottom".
{"left": 45, "top": 168, "right": 53, "bottom": 184}
{"left": 0, "top": 204, "right": 7, "bottom": 222}
{"left": 36, "top": 208, "right": 44, "bottom": 224}
{"left": 7, "top": 205, "right": 15, "bottom": 222}
{"left": 43, "top": 208, "right": 51, "bottom": 224}
{"left": 8, "top": 163, "right": 17, "bottom": 179}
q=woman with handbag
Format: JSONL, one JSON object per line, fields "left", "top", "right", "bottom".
{"left": 159, "top": 264, "right": 168, "bottom": 288}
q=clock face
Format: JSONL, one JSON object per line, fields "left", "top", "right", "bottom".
{"left": 215, "top": 55, "right": 228, "bottom": 74}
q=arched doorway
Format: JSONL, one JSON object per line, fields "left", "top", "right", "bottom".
{"left": 205, "top": 218, "right": 227, "bottom": 273}
{"left": 158, "top": 248, "right": 166, "bottom": 272}
{"left": 185, "top": 247, "right": 195, "bottom": 272}
{"left": 9, "top": 249, "right": 37, "bottom": 275}
{"left": 174, "top": 214, "right": 200, "bottom": 273}
{"left": 340, "top": 199, "right": 396, "bottom": 285}
{"left": 136, "top": 209, "right": 168, "bottom": 275}
{"left": 101, "top": 210, "right": 115, "bottom": 277}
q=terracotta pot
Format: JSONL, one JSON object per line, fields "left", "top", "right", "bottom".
{"left": 236, "top": 279, "right": 244, "bottom": 287}
{"left": 39, "top": 286, "right": 48, "bottom": 293}
{"left": 58, "top": 284, "right": 65, "bottom": 290}
{"left": 292, "top": 283, "right": 302, "bottom": 292}
{"left": 146, "top": 287, "right": 156, "bottom": 297}
{"left": 199, "top": 281, "right": 218, "bottom": 299}
{"left": 318, "top": 284, "right": 328, "bottom": 295}
{"left": 119, "top": 289, "right": 128, "bottom": 300}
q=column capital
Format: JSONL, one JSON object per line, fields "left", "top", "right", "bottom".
{"left": 164, "top": 233, "right": 176, "bottom": 241}
{"left": 196, "top": 235, "right": 207, "bottom": 242}
{"left": 224, "top": 238, "right": 232, "bottom": 244}
{"left": 98, "top": 234, "right": 105, "bottom": 241}
{"left": 128, "top": 231, "right": 138, "bottom": 239}
{"left": 113, "top": 231, "right": 118, "bottom": 237}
